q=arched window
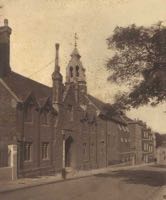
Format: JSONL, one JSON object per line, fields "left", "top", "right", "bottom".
{"left": 67, "top": 104, "right": 74, "bottom": 121}
{"left": 76, "top": 65, "right": 79, "bottom": 77}
{"left": 70, "top": 66, "right": 73, "bottom": 77}
{"left": 25, "top": 105, "right": 33, "bottom": 123}
{"left": 40, "top": 111, "right": 49, "bottom": 125}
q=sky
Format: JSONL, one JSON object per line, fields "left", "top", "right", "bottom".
{"left": 0, "top": 0, "right": 166, "bottom": 133}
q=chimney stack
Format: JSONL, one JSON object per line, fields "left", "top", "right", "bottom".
{"left": 52, "top": 43, "right": 63, "bottom": 111}
{"left": 55, "top": 43, "right": 60, "bottom": 72}
{"left": 0, "top": 19, "right": 12, "bottom": 77}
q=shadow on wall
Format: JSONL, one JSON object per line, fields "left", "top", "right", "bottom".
{"left": 95, "top": 169, "right": 166, "bottom": 187}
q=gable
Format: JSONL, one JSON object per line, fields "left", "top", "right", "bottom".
{"left": 63, "top": 85, "right": 77, "bottom": 106}
{"left": 24, "top": 92, "right": 39, "bottom": 107}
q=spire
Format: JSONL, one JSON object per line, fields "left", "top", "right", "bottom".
{"left": 70, "top": 33, "right": 80, "bottom": 58}
{"left": 66, "top": 34, "right": 86, "bottom": 88}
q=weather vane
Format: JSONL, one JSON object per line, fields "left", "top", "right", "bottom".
{"left": 74, "top": 33, "right": 78, "bottom": 48}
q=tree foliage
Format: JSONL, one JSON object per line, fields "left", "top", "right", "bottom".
{"left": 107, "top": 22, "right": 166, "bottom": 108}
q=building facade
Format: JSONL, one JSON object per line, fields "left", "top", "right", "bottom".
{"left": 125, "top": 117, "right": 155, "bottom": 164}
{"left": 0, "top": 20, "right": 135, "bottom": 178}
{"left": 156, "top": 144, "right": 166, "bottom": 165}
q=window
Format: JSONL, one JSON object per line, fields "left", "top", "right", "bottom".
{"left": 143, "top": 131, "right": 147, "bottom": 138}
{"left": 143, "top": 143, "right": 146, "bottom": 151}
{"left": 68, "top": 104, "right": 74, "bottom": 121}
{"left": 25, "top": 106, "right": 33, "bottom": 123}
{"left": 118, "top": 124, "right": 122, "bottom": 131}
{"left": 70, "top": 66, "right": 73, "bottom": 77}
{"left": 41, "top": 142, "right": 49, "bottom": 160}
{"left": 125, "top": 126, "right": 129, "bottom": 133}
{"left": 90, "top": 143, "right": 95, "bottom": 156}
{"left": 83, "top": 143, "right": 88, "bottom": 161}
{"left": 144, "top": 143, "right": 149, "bottom": 151}
{"left": 76, "top": 65, "right": 79, "bottom": 77}
{"left": 122, "top": 126, "right": 126, "bottom": 132}
{"left": 24, "top": 142, "right": 32, "bottom": 161}
{"left": 149, "top": 135, "right": 153, "bottom": 140}
{"left": 148, "top": 145, "right": 150, "bottom": 152}
{"left": 83, "top": 143, "right": 87, "bottom": 154}
{"left": 41, "top": 111, "right": 49, "bottom": 125}
{"left": 150, "top": 146, "right": 153, "bottom": 153}
{"left": 163, "top": 151, "right": 166, "bottom": 160}
{"left": 100, "top": 141, "right": 105, "bottom": 154}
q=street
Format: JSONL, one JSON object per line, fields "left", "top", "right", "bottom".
{"left": 0, "top": 165, "right": 166, "bottom": 200}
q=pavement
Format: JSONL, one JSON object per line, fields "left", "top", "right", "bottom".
{"left": 0, "top": 164, "right": 165, "bottom": 200}
{"left": 0, "top": 173, "right": 63, "bottom": 194}
{"left": 0, "top": 163, "right": 165, "bottom": 197}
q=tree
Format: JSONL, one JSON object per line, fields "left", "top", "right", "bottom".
{"left": 106, "top": 22, "right": 166, "bottom": 108}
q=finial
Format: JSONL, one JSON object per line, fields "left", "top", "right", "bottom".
{"left": 74, "top": 33, "right": 78, "bottom": 48}
{"left": 4, "top": 19, "right": 8, "bottom": 26}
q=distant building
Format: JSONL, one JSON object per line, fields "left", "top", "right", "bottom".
{"left": 142, "top": 127, "right": 155, "bottom": 163}
{"left": 124, "top": 117, "right": 155, "bottom": 164}
{"left": 156, "top": 143, "right": 166, "bottom": 165}
{"left": 156, "top": 133, "right": 166, "bottom": 165}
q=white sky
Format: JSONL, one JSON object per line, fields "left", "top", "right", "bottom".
{"left": 0, "top": 0, "right": 166, "bottom": 133}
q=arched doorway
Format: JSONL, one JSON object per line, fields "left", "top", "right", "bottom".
{"left": 65, "top": 136, "right": 73, "bottom": 167}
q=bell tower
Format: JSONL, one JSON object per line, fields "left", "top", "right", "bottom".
{"left": 66, "top": 33, "right": 87, "bottom": 94}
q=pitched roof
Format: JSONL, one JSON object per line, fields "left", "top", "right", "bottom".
{"left": 121, "top": 115, "right": 134, "bottom": 123}
{"left": 2, "top": 72, "right": 51, "bottom": 101}
{"left": 86, "top": 94, "right": 126, "bottom": 125}
{"left": 86, "top": 94, "right": 105, "bottom": 111}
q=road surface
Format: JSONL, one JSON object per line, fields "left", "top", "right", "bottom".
{"left": 0, "top": 165, "right": 165, "bottom": 200}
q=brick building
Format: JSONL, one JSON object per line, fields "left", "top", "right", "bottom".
{"left": 125, "top": 117, "right": 155, "bottom": 164}
{"left": 0, "top": 20, "right": 133, "bottom": 178}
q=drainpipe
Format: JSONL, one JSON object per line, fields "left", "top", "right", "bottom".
{"left": 106, "top": 120, "right": 108, "bottom": 167}
{"left": 61, "top": 130, "right": 66, "bottom": 179}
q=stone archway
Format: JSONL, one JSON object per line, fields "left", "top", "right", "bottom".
{"left": 65, "top": 136, "right": 74, "bottom": 167}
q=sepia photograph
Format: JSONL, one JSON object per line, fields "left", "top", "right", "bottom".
{"left": 0, "top": 0, "right": 166, "bottom": 199}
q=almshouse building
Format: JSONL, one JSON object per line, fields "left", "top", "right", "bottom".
{"left": 0, "top": 20, "right": 155, "bottom": 179}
